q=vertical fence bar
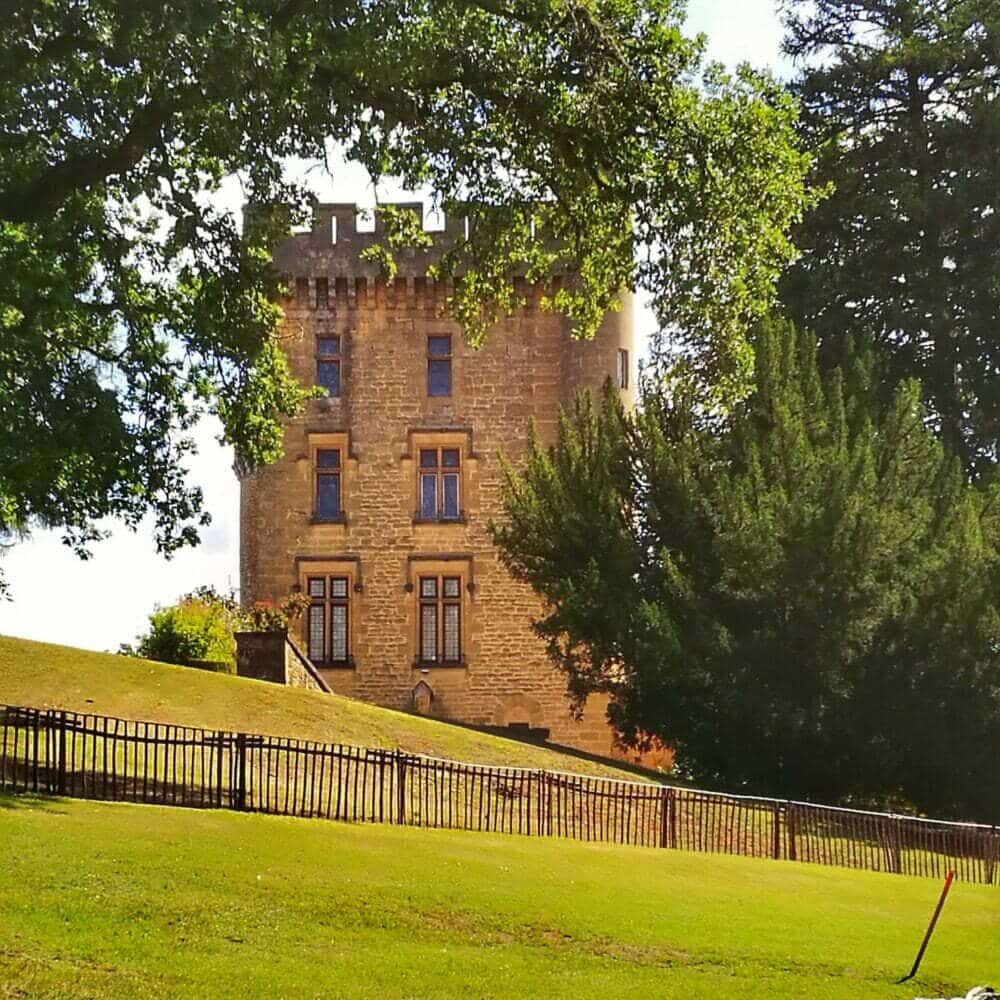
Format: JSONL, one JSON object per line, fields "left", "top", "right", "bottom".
{"left": 396, "top": 751, "right": 407, "bottom": 825}
{"left": 233, "top": 733, "right": 247, "bottom": 811}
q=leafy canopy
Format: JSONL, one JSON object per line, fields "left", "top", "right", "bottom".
{"left": 0, "top": 0, "right": 814, "bottom": 591}
{"left": 495, "top": 319, "right": 1000, "bottom": 821}
{"left": 780, "top": 0, "right": 1000, "bottom": 474}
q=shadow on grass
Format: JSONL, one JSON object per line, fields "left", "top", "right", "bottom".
{"left": 0, "top": 791, "right": 71, "bottom": 814}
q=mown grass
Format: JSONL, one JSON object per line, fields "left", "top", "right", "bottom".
{"left": 1, "top": 794, "right": 997, "bottom": 999}
{"left": 0, "top": 634, "right": 643, "bottom": 780}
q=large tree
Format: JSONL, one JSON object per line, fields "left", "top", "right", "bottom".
{"left": 494, "top": 320, "right": 1000, "bottom": 821}
{"left": 0, "top": 0, "right": 814, "bottom": 592}
{"left": 780, "top": 0, "right": 1000, "bottom": 474}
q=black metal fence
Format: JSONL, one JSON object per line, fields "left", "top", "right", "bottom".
{"left": 2, "top": 704, "right": 997, "bottom": 884}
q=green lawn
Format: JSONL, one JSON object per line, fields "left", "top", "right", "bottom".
{"left": 0, "top": 634, "right": 644, "bottom": 780}
{"left": 1, "top": 795, "right": 997, "bottom": 999}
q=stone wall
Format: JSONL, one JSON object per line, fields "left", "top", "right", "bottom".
{"left": 240, "top": 202, "right": 635, "bottom": 754}
{"left": 235, "top": 631, "right": 330, "bottom": 693}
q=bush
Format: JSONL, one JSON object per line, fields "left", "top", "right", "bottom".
{"left": 121, "top": 587, "right": 238, "bottom": 670}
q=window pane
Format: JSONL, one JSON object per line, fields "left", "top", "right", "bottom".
{"left": 308, "top": 605, "right": 325, "bottom": 661}
{"left": 317, "top": 360, "right": 340, "bottom": 396}
{"left": 316, "top": 448, "right": 340, "bottom": 468}
{"left": 307, "top": 577, "right": 325, "bottom": 598}
{"left": 330, "top": 577, "right": 348, "bottom": 599}
{"left": 427, "top": 335, "right": 451, "bottom": 356}
{"left": 428, "top": 359, "right": 451, "bottom": 396}
{"left": 443, "top": 577, "right": 460, "bottom": 598}
{"left": 443, "top": 604, "right": 460, "bottom": 661}
{"left": 331, "top": 605, "right": 348, "bottom": 661}
{"left": 421, "top": 604, "right": 438, "bottom": 661}
{"left": 420, "top": 474, "right": 437, "bottom": 518}
{"left": 317, "top": 337, "right": 340, "bottom": 356}
{"left": 420, "top": 577, "right": 437, "bottom": 598}
{"left": 441, "top": 448, "right": 460, "bottom": 468}
{"left": 316, "top": 472, "right": 341, "bottom": 518}
{"left": 617, "top": 348, "right": 629, "bottom": 390}
{"left": 419, "top": 448, "right": 438, "bottom": 469}
{"left": 442, "top": 473, "right": 459, "bottom": 518}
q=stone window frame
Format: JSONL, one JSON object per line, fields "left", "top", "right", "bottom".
{"left": 296, "top": 557, "right": 359, "bottom": 669}
{"left": 405, "top": 429, "right": 476, "bottom": 526}
{"left": 418, "top": 574, "right": 462, "bottom": 665}
{"left": 407, "top": 555, "right": 473, "bottom": 669}
{"left": 617, "top": 348, "right": 629, "bottom": 391}
{"left": 308, "top": 432, "right": 351, "bottom": 524}
{"left": 417, "top": 446, "right": 462, "bottom": 521}
{"left": 305, "top": 574, "right": 351, "bottom": 666}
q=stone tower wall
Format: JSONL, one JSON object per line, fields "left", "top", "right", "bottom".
{"left": 240, "top": 203, "right": 635, "bottom": 753}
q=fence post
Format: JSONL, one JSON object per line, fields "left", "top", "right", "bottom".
{"left": 395, "top": 751, "right": 407, "bottom": 825}
{"left": 214, "top": 732, "right": 224, "bottom": 808}
{"left": 787, "top": 803, "right": 797, "bottom": 861}
{"left": 772, "top": 802, "right": 782, "bottom": 859}
{"left": 883, "top": 815, "right": 902, "bottom": 874}
{"left": 232, "top": 732, "right": 247, "bottom": 811}
{"left": 986, "top": 826, "right": 997, "bottom": 886}
{"left": 541, "top": 771, "right": 552, "bottom": 837}
{"left": 658, "top": 786, "right": 673, "bottom": 848}
{"left": 56, "top": 710, "right": 67, "bottom": 796}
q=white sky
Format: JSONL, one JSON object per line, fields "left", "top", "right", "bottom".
{"left": 0, "top": 0, "right": 787, "bottom": 653}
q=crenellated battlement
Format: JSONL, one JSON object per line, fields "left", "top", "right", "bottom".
{"left": 269, "top": 201, "right": 467, "bottom": 281}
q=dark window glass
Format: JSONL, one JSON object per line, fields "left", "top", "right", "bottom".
{"left": 428, "top": 360, "right": 451, "bottom": 396}
{"left": 315, "top": 277, "right": 329, "bottom": 309}
{"left": 441, "top": 448, "right": 460, "bottom": 468}
{"left": 420, "top": 474, "right": 437, "bottom": 518}
{"left": 330, "top": 604, "right": 348, "bottom": 661}
{"left": 442, "top": 474, "right": 459, "bottom": 518}
{"left": 427, "top": 336, "right": 452, "bottom": 396}
{"left": 419, "top": 448, "right": 438, "bottom": 468}
{"left": 316, "top": 448, "right": 340, "bottom": 468}
{"left": 308, "top": 604, "right": 325, "bottom": 660}
{"left": 316, "top": 338, "right": 341, "bottom": 397}
{"left": 420, "top": 603, "right": 438, "bottom": 662}
{"left": 317, "top": 360, "right": 340, "bottom": 396}
{"left": 316, "top": 472, "right": 341, "bottom": 519}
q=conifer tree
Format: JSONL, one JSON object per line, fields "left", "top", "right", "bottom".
{"left": 494, "top": 319, "right": 1000, "bottom": 820}
{"left": 780, "top": 0, "right": 1000, "bottom": 473}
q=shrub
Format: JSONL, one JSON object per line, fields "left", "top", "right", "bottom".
{"left": 121, "top": 587, "right": 238, "bottom": 670}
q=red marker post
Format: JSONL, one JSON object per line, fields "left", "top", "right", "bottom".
{"left": 897, "top": 869, "right": 957, "bottom": 984}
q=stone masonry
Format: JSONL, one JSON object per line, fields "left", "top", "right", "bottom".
{"left": 239, "top": 203, "right": 635, "bottom": 754}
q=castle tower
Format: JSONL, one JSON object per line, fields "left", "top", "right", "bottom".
{"left": 239, "top": 203, "right": 635, "bottom": 753}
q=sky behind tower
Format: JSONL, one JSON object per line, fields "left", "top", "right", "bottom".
{"left": 0, "top": 0, "right": 788, "bottom": 653}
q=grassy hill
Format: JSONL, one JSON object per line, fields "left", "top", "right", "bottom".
{"left": 0, "top": 634, "right": 644, "bottom": 780}
{"left": 2, "top": 794, "right": 997, "bottom": 999}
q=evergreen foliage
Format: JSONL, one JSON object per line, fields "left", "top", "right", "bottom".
{"left": 495, "top": 319, "right": 1000, "bottom": 820}
{"left": 780, "top": 0, "right": 1000, "bottom": 474}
